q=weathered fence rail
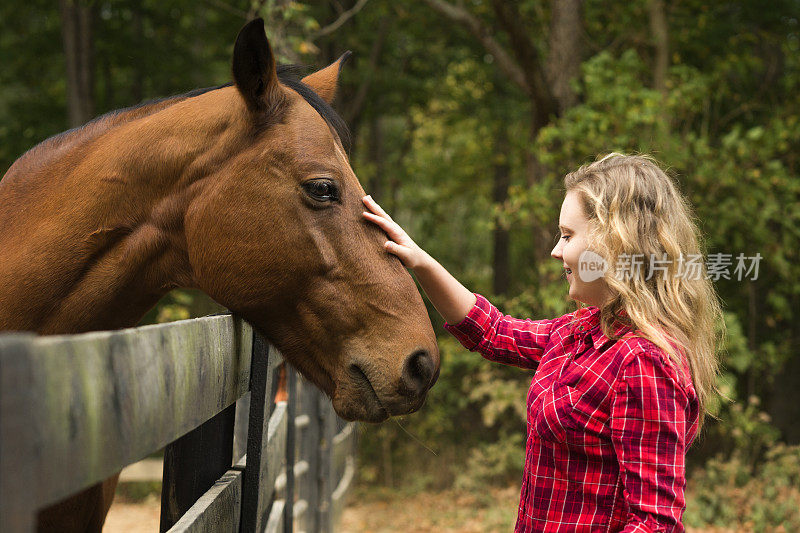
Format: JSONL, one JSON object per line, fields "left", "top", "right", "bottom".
{"left": 0, "top": 314, "right": 356, "bottom": 532}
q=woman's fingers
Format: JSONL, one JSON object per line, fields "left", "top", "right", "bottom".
{"left": 362, "top": 211, "right": 393, "bottom": 232}
{"left": 362, "top": 211, "right": 407, "bottom": 242}
{"left": 383, "top": 241, "right": 414, "bottom": 267}
{"left": 361, "top": 195, "right": 420, "bottom": 268}
{"left": 362, "top": 195, "right": 393, "bottom": 221}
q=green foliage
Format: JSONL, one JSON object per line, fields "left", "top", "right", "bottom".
{"left": 152, "top": 290, "right": 193, "bottom": 323}
{"left": 454, "top": 430, "right": 525, "bottom": 492}
{"left": 685, "top": 444, "right": 800, "bottom": 532}
{"left": 0, "top": 1, "right": 67, "bottom": 173}
{"left": 114, "top": 481, "right": 162, "bottom": 503}
{"left": 138, "top": 289, "right": 225, "bottom": 326}
{"left": 538, "top": 49, "right": 663, "bottom": 158}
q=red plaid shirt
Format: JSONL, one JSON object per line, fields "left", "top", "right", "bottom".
{"left": 444, "top": 294, "right": 699, "bottom": 533}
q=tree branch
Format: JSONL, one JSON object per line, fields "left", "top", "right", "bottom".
{"left": 311, "top": 0, "right": 370, "bottom": 41}
{"left": 421, "top": 0, "right": 530, "bottom": 94}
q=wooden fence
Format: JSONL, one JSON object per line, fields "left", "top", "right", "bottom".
{"left": 0, "top": 314, "right": 356, "bottom": 532}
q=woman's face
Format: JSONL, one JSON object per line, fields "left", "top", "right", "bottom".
{"left": 551, "top": 190, "right": 613, "bottom": 307}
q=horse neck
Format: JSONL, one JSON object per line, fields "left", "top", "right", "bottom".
{"left": 0, "top": 87, "right": 247, "bottom": 335}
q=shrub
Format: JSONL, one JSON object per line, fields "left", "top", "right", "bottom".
{"left": 685, "top": 443, "right": 800, "bottom": 532}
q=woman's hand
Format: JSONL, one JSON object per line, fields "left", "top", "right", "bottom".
{"left": 362, "top": 195, "right": 429, "bottom": 270}
{"left": 362, "top": 194, "right": 476, "bottom": 324}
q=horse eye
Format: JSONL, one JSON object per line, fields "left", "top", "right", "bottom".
{"left": 302, "top": 179, "right": 339, "bottom": 203}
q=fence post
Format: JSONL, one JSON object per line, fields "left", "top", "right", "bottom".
{"left": 317, "top": 395, "right": 336, "bottom": 533}
{"left": 159, "top": 403, "right": 236, "bottom": 531}
{"left": 299, "top": 380, "right": 320, "bottom": 533}
{"left": 0, "top": 336, "right": 37, "bottom": 532}
{"left": 233, "top": 392, "right": 250, "bottom": 464}
{"left": 239, "top": 331, "right": 280, "bottom": 532}
{"left": 283, "top": 366, "right": 297, "bottom": 532}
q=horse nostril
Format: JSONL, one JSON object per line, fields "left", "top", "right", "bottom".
{"left": 349, "top": 363, "right": 372, "bottom": 390}
{"left": 401, "top": 349, "right": 435, "bottom": 396}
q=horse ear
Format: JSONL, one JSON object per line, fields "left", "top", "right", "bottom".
{"left": 301, "top": 52, "right": 352, "bottom": 104}
{"left": 232, "top": 18, "right": 281, "bottom": 111}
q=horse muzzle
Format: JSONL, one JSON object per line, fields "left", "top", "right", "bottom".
{"left": 333, "top": 347, "right": 439, "bottom": 423}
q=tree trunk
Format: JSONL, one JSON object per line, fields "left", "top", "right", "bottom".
{"left": 342, "top": 15, "right": 390, "bottom": 127}
{"left": 747, "top": 281, "right": 757, "bottom": 399}
{"left": 131, "top": 5, "right": 144, "bottom": 104}
{"left": 390, "top": 115, "right": 416, "bottom": 214}
{"left": 59, "top": 0, "right": 95, "bottom": 127}
{"left": 546, "top": 0, "right": 583, "bottom": 114}
{"left": 492, "top": 126, "right": 511, "bottom": 296}
{"left": 649, "top": 0, "right": 669, "bottom": 96}
{"left": 649, "top": 0, "right": 670, "bottom": 145}
{"left": 367, "top": 115, "right": 386, "bottom": 204}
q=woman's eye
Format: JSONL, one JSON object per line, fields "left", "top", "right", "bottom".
{"left": 303, "top": 179, "right": 339, "bottom": 202}
{"left": 561, "top": 234, "right": 570, "bottom": 241}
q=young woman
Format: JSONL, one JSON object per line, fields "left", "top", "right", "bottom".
{"left": 362, "top": 153, "right": 723, "bottom": 532}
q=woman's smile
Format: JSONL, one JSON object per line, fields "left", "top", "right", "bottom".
{"left": 551, "top": 191, "right": 613, "bottom": 306}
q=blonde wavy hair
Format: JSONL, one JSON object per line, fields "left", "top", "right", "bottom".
{"left": 565, "top": 153, "right": 724, "bottom": 430}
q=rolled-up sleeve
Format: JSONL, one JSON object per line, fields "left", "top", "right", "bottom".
{"left": 611, "top": 349, "right": 692, "bottom": 533}
{"left": 443, "top": 293, "right": 565, "bottom": 370}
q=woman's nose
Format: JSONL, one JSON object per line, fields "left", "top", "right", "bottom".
{"left": 551, "top": 240, "right": 562, "bottom": 259}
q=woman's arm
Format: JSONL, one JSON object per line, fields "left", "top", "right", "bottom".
{"left": 362, "top": 195, "right": 476, "bottom": 324}
{"left": 362, "top": 195, "right": 563, "bottom": 369}
{"left": 611, "top": 347, "right": 694, "bottom": 532}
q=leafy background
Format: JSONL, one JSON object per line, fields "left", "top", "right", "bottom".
{"left": 1, "top": 1, "right": 799, "bottom": 530}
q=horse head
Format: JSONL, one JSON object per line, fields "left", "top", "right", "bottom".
{"left": 186, "top": 19, "right": 439, "bottom": 422}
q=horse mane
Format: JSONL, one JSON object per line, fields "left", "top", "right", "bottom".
{"left": 7, "top": 65, "right": 350, "bottom": 179}
{"left": 275, "top": 65, "right": 351, "bottom": 153}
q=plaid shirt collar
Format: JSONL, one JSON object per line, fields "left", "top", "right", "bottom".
{"left": 574, "top": 306, "right": 633, "bottom": 351}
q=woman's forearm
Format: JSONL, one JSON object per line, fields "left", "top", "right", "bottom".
{"left": 413, "top": 253, "right": 477, "bottom": 325}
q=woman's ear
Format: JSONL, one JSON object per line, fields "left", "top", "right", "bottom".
{"left": 301, "top": 52, "right": 352, "bottom": 104}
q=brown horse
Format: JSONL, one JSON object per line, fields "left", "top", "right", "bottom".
{"left": 0, "top": 19, "right": 439, "bottom": 532}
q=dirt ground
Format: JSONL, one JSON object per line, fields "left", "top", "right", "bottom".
{"left": 338, "top": 486, "right": 519, "bottom": 532}
{"left": 104, "top": 496, "right": 160, "bottom": 532}
{"left": 103, "top": 460, "right": 744, "bottom": 532}
{"left": 103, "top": 484, "right": 741, "bottom": 532}
{"left": 103, "top": 486, "right": 520, "bottom": 532}
{"left": 104, "top": 459, "right": 521, "bottom": 532}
